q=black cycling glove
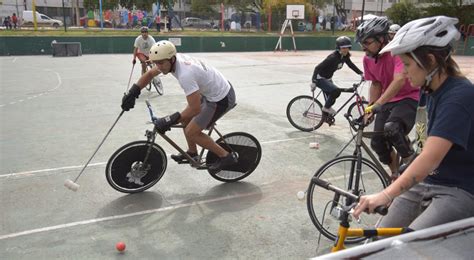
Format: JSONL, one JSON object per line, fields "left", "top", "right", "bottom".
{"left": 121, "top": 84, "right": 141, "bottom": 111}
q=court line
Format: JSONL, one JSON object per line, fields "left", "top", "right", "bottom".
{"left": 0, "top": 191, "right": 260, "bottom": 241}
{"left": 0, "top": 136, "right": 315, "bottom": 179}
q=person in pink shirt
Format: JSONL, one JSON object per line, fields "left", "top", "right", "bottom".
{"left": 356, "top": 17, "right": 419, "bottom": 177}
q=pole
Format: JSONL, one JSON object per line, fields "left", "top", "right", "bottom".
{"left": 221, "top": 2, "right": 224, "bottom": 31}
{"left": 99, "top": 0, "right": 103, "bottom": 30}
{"left": 32, "top": 0, "right": 37, "bottom": 30}
{"left": 62, "top": 0, "right": 67, "bottom": 32}
{"left": 332, "top": 0, "right": 336, "bottom": 35}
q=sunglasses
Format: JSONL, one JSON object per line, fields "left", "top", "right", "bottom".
{"left": 360, "top": 39, "right": 376, "bottom": 47}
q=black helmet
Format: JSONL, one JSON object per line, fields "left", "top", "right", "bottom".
{"left": 140, "top": 26, "right": 149, "bottom": 33}
{"left": 355, "top": 17, "right": 390, "bottom": 43}
{"left": 336, "top": 36, "right": 352, "bottom": 49}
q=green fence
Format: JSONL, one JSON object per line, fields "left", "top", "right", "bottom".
{"left": 0, "top": 35, "right": 472, "bottom": 56}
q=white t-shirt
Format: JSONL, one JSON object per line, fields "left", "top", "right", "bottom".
{"left": 134, "top": 35, "right": 156, "bottom": 55}
{"left": 172, "top": 53, "right": 230, "bottom": 102}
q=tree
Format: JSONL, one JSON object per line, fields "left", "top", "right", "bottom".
{"left": 385, "top": 1, "right": 422, "bottom": 25}
{"left": 190, "top": 0, "right": 219, "bottom": 18}
{"left": 422, "top": 1, "right": 474, "bottom": 25}
{"left": 118, "top": 0, "right": 174, "bottom": 11}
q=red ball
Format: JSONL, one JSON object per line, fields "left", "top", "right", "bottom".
{"left": 116, "top": 242, "right": 126, "bottom": 252}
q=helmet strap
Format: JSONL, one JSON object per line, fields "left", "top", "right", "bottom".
{"left": 170, "top": 56, "right": 177, "bottom": 73}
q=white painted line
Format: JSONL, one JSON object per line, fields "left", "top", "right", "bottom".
{"left": 0, "top": 162, "right": 107, "bottom": 179}
{"left": 0, "top": 135, "right": 314, "bottom": 179}
{"left": 0, "top": 191, "right": 260, "bottom": 240}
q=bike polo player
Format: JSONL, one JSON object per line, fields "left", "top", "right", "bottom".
{"left": 357, "top": 17, "right": 419, "bottom": 178}
{"left": 311, "top": 36, "right": 364, "bottom": 115}
{"left": 354, "top": 15, "right": 474, "bottom": 230}
{"left": 121, "top": 40, "right": 238, "bottom": 172}
{"left": 132, "top": 26, "right": 156, "bottom": 75}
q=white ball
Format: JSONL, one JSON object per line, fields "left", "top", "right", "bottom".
{"left": 41, "top": 49, "right": 45, "bottom": 53}
{"left": 297, "top": 191, "right": 305, "bottom": 200}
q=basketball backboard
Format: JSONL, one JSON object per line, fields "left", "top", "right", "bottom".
{"left": 286, "top": 5, "right": 304, "bottom": 20}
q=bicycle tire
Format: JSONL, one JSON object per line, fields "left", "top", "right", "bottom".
{"left": 286, "top": 95, "right": 324, "bottom": 132}
{"left": 106, "top": 141, "right": 167, "bottom": 193}
{"left": 306, "top": 155, "right": 389, "bottom": 244}
{"left": 145, "top": 83, "right": 152, "bottom": 91}
{"left": 206, "top": 132, "right": 262, "bottom": 182}
{"left": 152, "top": 77, "right": 164, "bottom": 95}
{"left": 347, "top": 100, "right": 374, "bottom": 132}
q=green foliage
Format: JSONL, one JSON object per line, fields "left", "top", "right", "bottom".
{"left": 423, "top": 2, "right": 474, "bottom": 25}
{"left": 83, "top": 0, "right": 120, "bottom": 10}
{"left": 385, "top": 1, "right": 423, "bottom": 25}
{"left": 190, "top": 0, "right": 219, "bottom": 18}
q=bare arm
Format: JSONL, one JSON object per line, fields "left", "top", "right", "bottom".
{"left": 375, "top": 73, "right": 405, "bottom": 105}
{"left": 133, "top": 47, "right": 138, "bottom": 60}
{"left": 353, "top": 136, "right": 452, "bottom": 218}
{"left": 135, "top": 66, "right": 161, "bottom": 89}
{"left": 369, "top": 81, "right": 383, "bottom": 105}
{"left": 179, "top": 91, "right": 201, "bottom": 123}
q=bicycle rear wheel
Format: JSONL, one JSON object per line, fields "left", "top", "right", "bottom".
{"left": 286, "top": 95, "right": 324, "bottom": 132}
{"left": 206, "top": 132, "right": 261, "bottom": 182}
{"left": 306, "top": 155, "right": 389, "bottom": 244}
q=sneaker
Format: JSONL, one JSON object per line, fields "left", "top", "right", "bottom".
{"left": 208, "top": 152, "right": 238, "bottom": 171}
{"left": 171, "top": 151, "right": 198, "bottom": 163}
{"left": 322, "top": 107, "right": 336, "bottom": 115}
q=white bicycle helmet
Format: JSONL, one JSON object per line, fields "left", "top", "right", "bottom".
{"left": 380, "top": 16, "right": 460, "bottom": 55}
{"left": 388, "top": 24, "right": 400, "bottom": 34}
{"left": 149, "top": 40, "right": 177, "bottom": 61}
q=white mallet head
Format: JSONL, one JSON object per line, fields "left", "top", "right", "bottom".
{"left": 64, "top": 179, "right": 80, "bottom": 192}
{"left": 309, "top": 142, "right": 320, "bottom": 149}
{"left": 297, "top": 191, "right": 306, "bottom": 200}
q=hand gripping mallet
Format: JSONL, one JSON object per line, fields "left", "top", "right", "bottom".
{"left": 64, "top": 110, "right": 125, "bottom": 191}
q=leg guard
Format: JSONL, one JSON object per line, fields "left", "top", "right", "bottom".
{"left": 384, "top": 121, "right": 414, "bottom": 159}
{"left": 371, "top": 136, "right": 392, "bottom": 164}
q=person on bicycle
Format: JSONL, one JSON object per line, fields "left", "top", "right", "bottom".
{"left": 311, "top": 36, "right": 364, "bottom": 115}
{"left": 357, "top": 17, "right": 419, "bottom": 176}
{"left": 388, "top": 24, "right": 400, "bottom": 41}
{"left": 121, "top": 40, "right": 237, "bottom": 171}
{"left": 354, "top": 16, "right": 474, "bottom": 229}
{"left": 133, "top": 26, "right": 156, "bottom": 75}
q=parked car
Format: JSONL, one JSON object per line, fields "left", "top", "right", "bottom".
{"left": 22, "top": 11, "right": 63, "bottom": 28}
{"left": 79, "top": 16, "right": 113, "bottom": 28}
{"left": 181, "top": 17, "right": 211, "bottom": 28}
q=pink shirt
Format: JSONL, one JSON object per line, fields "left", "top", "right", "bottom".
{"left": 363, "top": 52, "right": 419, "bottom": 103}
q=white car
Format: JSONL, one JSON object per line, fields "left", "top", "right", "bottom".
{"left": 22, "top": 10, "right": 63, "bottom": 28}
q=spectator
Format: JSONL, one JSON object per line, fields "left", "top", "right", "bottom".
{"left": 155, "top": 15, "right": 161, "bottom": 32}
{"left": 11, "top": 13, "right": 18, "bottom": 29}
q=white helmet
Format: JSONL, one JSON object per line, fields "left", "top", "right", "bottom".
{"left": 149, "top": 40, "right": 177, "bottom": 61}
{"left": 388, "top": 24, "right": 400, "bottom": 34}
{"left": 380, "top": 16, "right": 460, "bottom": 55}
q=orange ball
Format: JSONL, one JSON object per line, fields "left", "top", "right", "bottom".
{"left": 116, "top": 242, "right": 126, "bottom": 252}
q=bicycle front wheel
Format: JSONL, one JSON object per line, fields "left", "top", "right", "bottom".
{"left": 151, "top": 77, "right": 164, "bottom": 95}
{"left": 106, "top": 141, "right": 167, "bottom": 193}
{"left": 306, "top": 155, "right": 389, "bottom": 244}
{"left": 286, "top": 95, "right": 324, "bottom": 132}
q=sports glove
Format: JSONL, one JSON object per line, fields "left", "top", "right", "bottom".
{"left": 121, "top": 84, "right": 141, "bottom": 111}
{"left": 364, "top": 103, "right": 382, "bottom": 114}
{"left": 152, "top": 112, "right": 181, "bottom": 134}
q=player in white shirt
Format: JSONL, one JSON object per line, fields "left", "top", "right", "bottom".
{"left": 121, "top": 40, "right": 237, "bottom": 171}
{"left": 132, "top": 26, "right": 156, "bottom": 75}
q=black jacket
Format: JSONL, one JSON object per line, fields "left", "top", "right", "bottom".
{"left": 312, "top": 51, "right": 363, "bottom": 82}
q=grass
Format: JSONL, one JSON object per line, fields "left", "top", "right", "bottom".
{"left": 0, "top": 27, "right": 355, "bottom": 37}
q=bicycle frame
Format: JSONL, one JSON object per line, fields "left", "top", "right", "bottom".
{"left": 334, "top": 115, "right": 392, "bottom": 184}
{"left": 312, "top": 178, "right": 411, "bottom": 252}
{"left": 312, "top": 79, "right": 366, "bottom": 117}
{"left": 144, "top": 100, "right": 229, "bottom": 169}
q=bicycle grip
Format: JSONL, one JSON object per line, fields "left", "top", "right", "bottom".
{"left": 374, "top": 205, "right": 388, "bottom": 216}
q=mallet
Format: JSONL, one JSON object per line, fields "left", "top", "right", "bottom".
{"left": 64, "top": 110, "right": 125, "bottom": 191}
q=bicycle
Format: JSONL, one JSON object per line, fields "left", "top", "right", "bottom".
{"left": 306, "top": 113, "right": 393, "bottom": 243}
{"left": 105, "top": 100, "right": 262, "bottom": 193}
{"left": 311, "top": 177, "right": 412, "bottom": 252}
{"left": 286, "top": 79, "right": 369, "bottom": 132}
{"left": 144, "top": 62, "right": 164, "bottom": 95}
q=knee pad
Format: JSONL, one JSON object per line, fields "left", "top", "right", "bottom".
{"left": 329, "top": 89, "right": 341, "bottom": 99}
{"left": 384, "top": 121, "right": 414, "bottom": 158}
{"left": 370, "top": 137, "right": 392, "bottom": 164}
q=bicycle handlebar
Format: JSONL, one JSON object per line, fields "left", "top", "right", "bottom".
{"left": 312, "top": 177, "right": 388, "bottom": 216}
{"left": 145, "top": 100, "right": 155, "bottom": 120}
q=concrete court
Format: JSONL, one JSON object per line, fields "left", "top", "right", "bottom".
{"left": 1, "top": 51, "right": 473, "bottom": 259}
